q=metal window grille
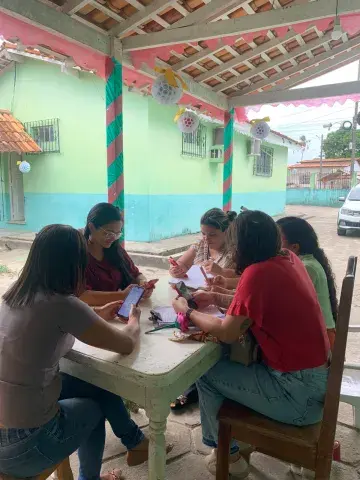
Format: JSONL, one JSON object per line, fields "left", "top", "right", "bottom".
{"left": 24, "top": 119, "right": 60, "bottom": 153}
{"left": 181, "top": 124, "right": 206, "bottom": 158}
{"left": 253, "top": 146, "right": 273, "bottom": 177}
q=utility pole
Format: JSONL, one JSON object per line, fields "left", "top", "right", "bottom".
{"left": 319, "top": 134, "right": 324, "bottom": 189}
{"left": 350, "top": 60, "right": 360, "bottom": 182}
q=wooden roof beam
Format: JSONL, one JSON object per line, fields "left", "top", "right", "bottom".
{"left": 0, "top": 0, "right": 110, "bottom": 55}
{"left": 229, "top": 80, "right": 360, "bottom": 108}
{"left": 122, "top": 0, "right": 360, "bottom": 51}
{"left": 236, "top": 39, "right": 360, "bottom": 95}
{"left": 110, "top": 0, "right": 176, "bottom": 38}
{"left": 214, "top": 31, "right": 333, "bottom": 92}
{"left": 62, "top": 0, "right": 89, "bottom": 15}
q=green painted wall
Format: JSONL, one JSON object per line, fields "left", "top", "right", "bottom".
{"left": 0, "top": 58, "right": 289, "bottom": 240}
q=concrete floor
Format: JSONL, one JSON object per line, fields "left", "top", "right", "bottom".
{"left": 0, "top": 205, "right": 359, "bottom": 479}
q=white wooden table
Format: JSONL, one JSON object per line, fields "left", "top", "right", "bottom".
{"left": 60, "top": 278, "right": 221, "bottom": 480}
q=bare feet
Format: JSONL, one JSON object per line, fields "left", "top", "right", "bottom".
{"left": 126, "top": 438, "right": 174, "bottom": 467}
{"left": 101, "top": 469, "right": 125, "bottom": 480}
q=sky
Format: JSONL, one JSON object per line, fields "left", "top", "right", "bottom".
{"left": 247, "top": 60, "right": 360, "bottom": 165}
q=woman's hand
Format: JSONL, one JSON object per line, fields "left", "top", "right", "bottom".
{"left": 202, "top": 260, "right": 223, "bottom": 276}
{"left": 169, "top": 265, "right": 187, "bottom": 278}
{"left": 95, "top": 300, "right": 123, "bottom": 321}
{"left": 207, "top": 275, "right": 227, "bottom": 289}
{"left": 192, "top": 291, "right": 215, "bottom": 309}
{"left": 172, "top": 296, "right": 189, "bottom": 314}
{"left": 128, "top": 304, "right": 141, "bottom": 325}
{"left": 142, "top": 286, "right": 154, "bottom": 299}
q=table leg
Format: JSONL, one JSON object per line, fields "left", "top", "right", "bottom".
{"left": 146, "top": 407, "right": 169, "bottom": 480}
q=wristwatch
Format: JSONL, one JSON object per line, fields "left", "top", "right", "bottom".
{"left": 185, "top": 308, "right": 194, "bottom": 319}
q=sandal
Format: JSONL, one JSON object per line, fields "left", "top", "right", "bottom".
{"left": 170, "top": 389, "right": 199, "bottom": 411}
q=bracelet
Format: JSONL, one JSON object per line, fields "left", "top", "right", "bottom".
{"left": 186, "top": 308, "right": 194, "bottom": 319}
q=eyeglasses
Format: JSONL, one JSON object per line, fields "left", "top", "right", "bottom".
{"left": 99, "top": 227, "right": 122, "bottom": 240}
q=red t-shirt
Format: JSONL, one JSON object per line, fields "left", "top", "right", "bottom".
{"left": 85, "top": 247, "right": 140, "bottom": 292}
{"left": 227, "top": 250, "right": 330, "bottom": 372}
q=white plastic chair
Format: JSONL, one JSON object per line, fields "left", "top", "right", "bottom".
{"left": 341, "top": 325, "right": 360, "bottom": 429}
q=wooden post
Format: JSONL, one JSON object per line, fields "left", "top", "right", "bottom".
{"left": 105, "top": 54, "right": 124, "bottom": 242}
{"left": 223, "top": 108, "right": 234, "bottom": 211}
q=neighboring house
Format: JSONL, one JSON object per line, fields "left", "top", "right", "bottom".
{"left": 288, "top": 157, "right": 360, "bottom": 188}
{"left": 0, "top": 47, "right": 301, "bottom": 241}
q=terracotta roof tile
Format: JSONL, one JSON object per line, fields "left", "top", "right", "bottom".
{"left": 0, "top": 110, "right": 41, "bottom": 154}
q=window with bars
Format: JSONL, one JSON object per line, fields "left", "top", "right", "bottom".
{"left": 181, "top": 124, "right": 207, "bottom": 158}
{"left": 253, "top": 146, "right": 274, "bottom": 177}
{"left": 24, "top": 119, "right": 60, "bottom": 153}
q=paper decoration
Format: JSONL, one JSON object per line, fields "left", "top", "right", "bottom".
{"left": 177, "top": 110, "right": 200, "bottom": 134}
{"left": 151, "top": 68, "right": 187, "bottom": 105}
{"left": 19, "top": 160, "right": 31, "bottom": 173}
{"left": 250, "top": 117, "right": 271, "bottom": 140}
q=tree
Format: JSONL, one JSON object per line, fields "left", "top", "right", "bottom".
{"left": 323, "top": 128, "right": 360, "bottom": 159}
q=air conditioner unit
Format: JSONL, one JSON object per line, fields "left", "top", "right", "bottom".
{"left": 209, "top": 145, "right": 223, "bottom": 163}
{"left": 246, "top": 138, "right": 261, "bottom": 156}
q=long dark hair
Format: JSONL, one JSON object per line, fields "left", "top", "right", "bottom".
{"left": 84, "top": 203, "right": 134, "bottom": 289}
{"left": 277, "top": 216, "right": 338, "bottom": 323}
{"left": 227, "top": 210, "right": 281, "bottom": 274}
{"left": 3, "top": 225, "right": 87, "bottom": 308}
{"left": 201, "top": 208, "right": 237, "bottom": 231}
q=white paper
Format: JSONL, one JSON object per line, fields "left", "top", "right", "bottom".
{"left": 168, "top": 265, "right": 213, "bottom": 289}
{"left": 151, "top": 305, "right": 225, "bottom": 325}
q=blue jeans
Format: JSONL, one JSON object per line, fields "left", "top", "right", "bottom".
{"left": 196, "top": 359, "right": 328, "bottom": 453}
{"left": 0, "top": 373, "right": 144, "bottom": 480}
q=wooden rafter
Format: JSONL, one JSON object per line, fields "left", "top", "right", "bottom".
{"left": 62, "top": 0, "right": 89, "bottom": 15}
{"left": 122, "top": 0, "right": 360, "bottom": 51}
{"left": 110, "top": 0, "right": 175, "bottom": 37}
{"left": 229, "top": 80, "right": 360, "bottom": 108}
{"left": 214, "top": 31, "right": 333, "bottom": 92}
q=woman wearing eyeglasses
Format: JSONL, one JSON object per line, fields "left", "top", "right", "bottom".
{"left": 80, "top": 203, "right": 153, "bottom": 307}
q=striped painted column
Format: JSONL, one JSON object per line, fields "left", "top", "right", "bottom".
{"left": 105, "top": 56, "right": 124, "bottom": 241}
{"left": 223, "top": 108, "right": 234, "bottom": 211}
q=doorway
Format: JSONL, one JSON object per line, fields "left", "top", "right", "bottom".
{"left": 8, "top": 153, "right": 25, "bottom": 222}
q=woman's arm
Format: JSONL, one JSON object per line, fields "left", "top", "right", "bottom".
{"left": 169, "top": 247, "right": 196, "bottom": 277}
{"left": 80, "top": 289, "right": 128, "bottom": 307}
{"left": 173, "top": 297, "right": 252, "bottom": 344}
{"left": 77, "top": 305, "right": 140, "bottom": 355}
{"left": 221, "top": 268, "right": 238, "bottom": 278}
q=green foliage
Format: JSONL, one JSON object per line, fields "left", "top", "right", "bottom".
{"left": 323, "top": 128, "right": 360, "bottom": 159}
{"left": 0, "top": 265, "right": 10, "bottom": 274}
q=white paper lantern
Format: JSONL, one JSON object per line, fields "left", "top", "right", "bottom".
{"left": 151, "top": 75, "right": 183, "bottom": 105}
{"left": 177, "top": 111, "right": 199, "bottom": 134}
{"left": 19, "top": 160, "right": 31, "bottom": 173}
{"left": 250, "top": 121, "right": 270, "bottom": 140}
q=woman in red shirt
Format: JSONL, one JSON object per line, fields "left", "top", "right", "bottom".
{"left": 172, "top": 210, "right": 330, "bottom": 478}
{"left": 80, "top": 203, "right": 153, "bottom": 306}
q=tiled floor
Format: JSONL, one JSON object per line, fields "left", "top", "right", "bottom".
{"left": 0, "top": 205, "right": 359, "bottom": 479}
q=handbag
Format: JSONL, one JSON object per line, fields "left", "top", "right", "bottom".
{"left": 230, "top": 330, "right": 261, "bottom": 366}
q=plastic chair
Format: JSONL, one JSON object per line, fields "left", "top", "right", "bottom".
{"left": 216, "top": 256, "right": 357, "bottom": 480}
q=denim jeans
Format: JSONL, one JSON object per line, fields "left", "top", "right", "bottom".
{"left": 0, "top": 373, "right": 144, "bottom": 480}
{"left": 196, "top": 359, "right": 328, "bottom": 453}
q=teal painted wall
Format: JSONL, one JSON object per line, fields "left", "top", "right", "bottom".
{"left": 286, "top": 188, "right": 350, "bottom": 208}
{"left": 0, "top": 59, "right": 288, "bottom": 241}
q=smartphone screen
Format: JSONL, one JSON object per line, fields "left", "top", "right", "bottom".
{"left": 175, "top": 281, "right": 198, "bottom": 309}
{"left": 118, "top": 286, "right": 145, "bottom": 318}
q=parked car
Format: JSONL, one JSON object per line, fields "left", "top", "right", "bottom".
{"left": 338, "top": 186, "right": 360, "bottom": 235}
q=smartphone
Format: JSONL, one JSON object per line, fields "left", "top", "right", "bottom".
{"left": 145, "top": 278, "right": 159, "bottom": 289}
{"left": 169, "top": 257, "right": 178, "bottom": 267}
{"left": 118, "top": 286, "right": 145, "bottom": 319}
{"left": 174, "top": 281, "right": 198, "bottom": 309}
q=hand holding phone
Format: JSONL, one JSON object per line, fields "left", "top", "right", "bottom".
{"left": 118, "top": 286, "right": 145, "bottom": 319}
{"left": 145, "top": 278, "right": 159, "bottom": 289}
{"left": 174, "top": 281, "right": 198, "bottom": 309}
{"left": 169, "top": 257, "right": 188, "bottom": 278}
